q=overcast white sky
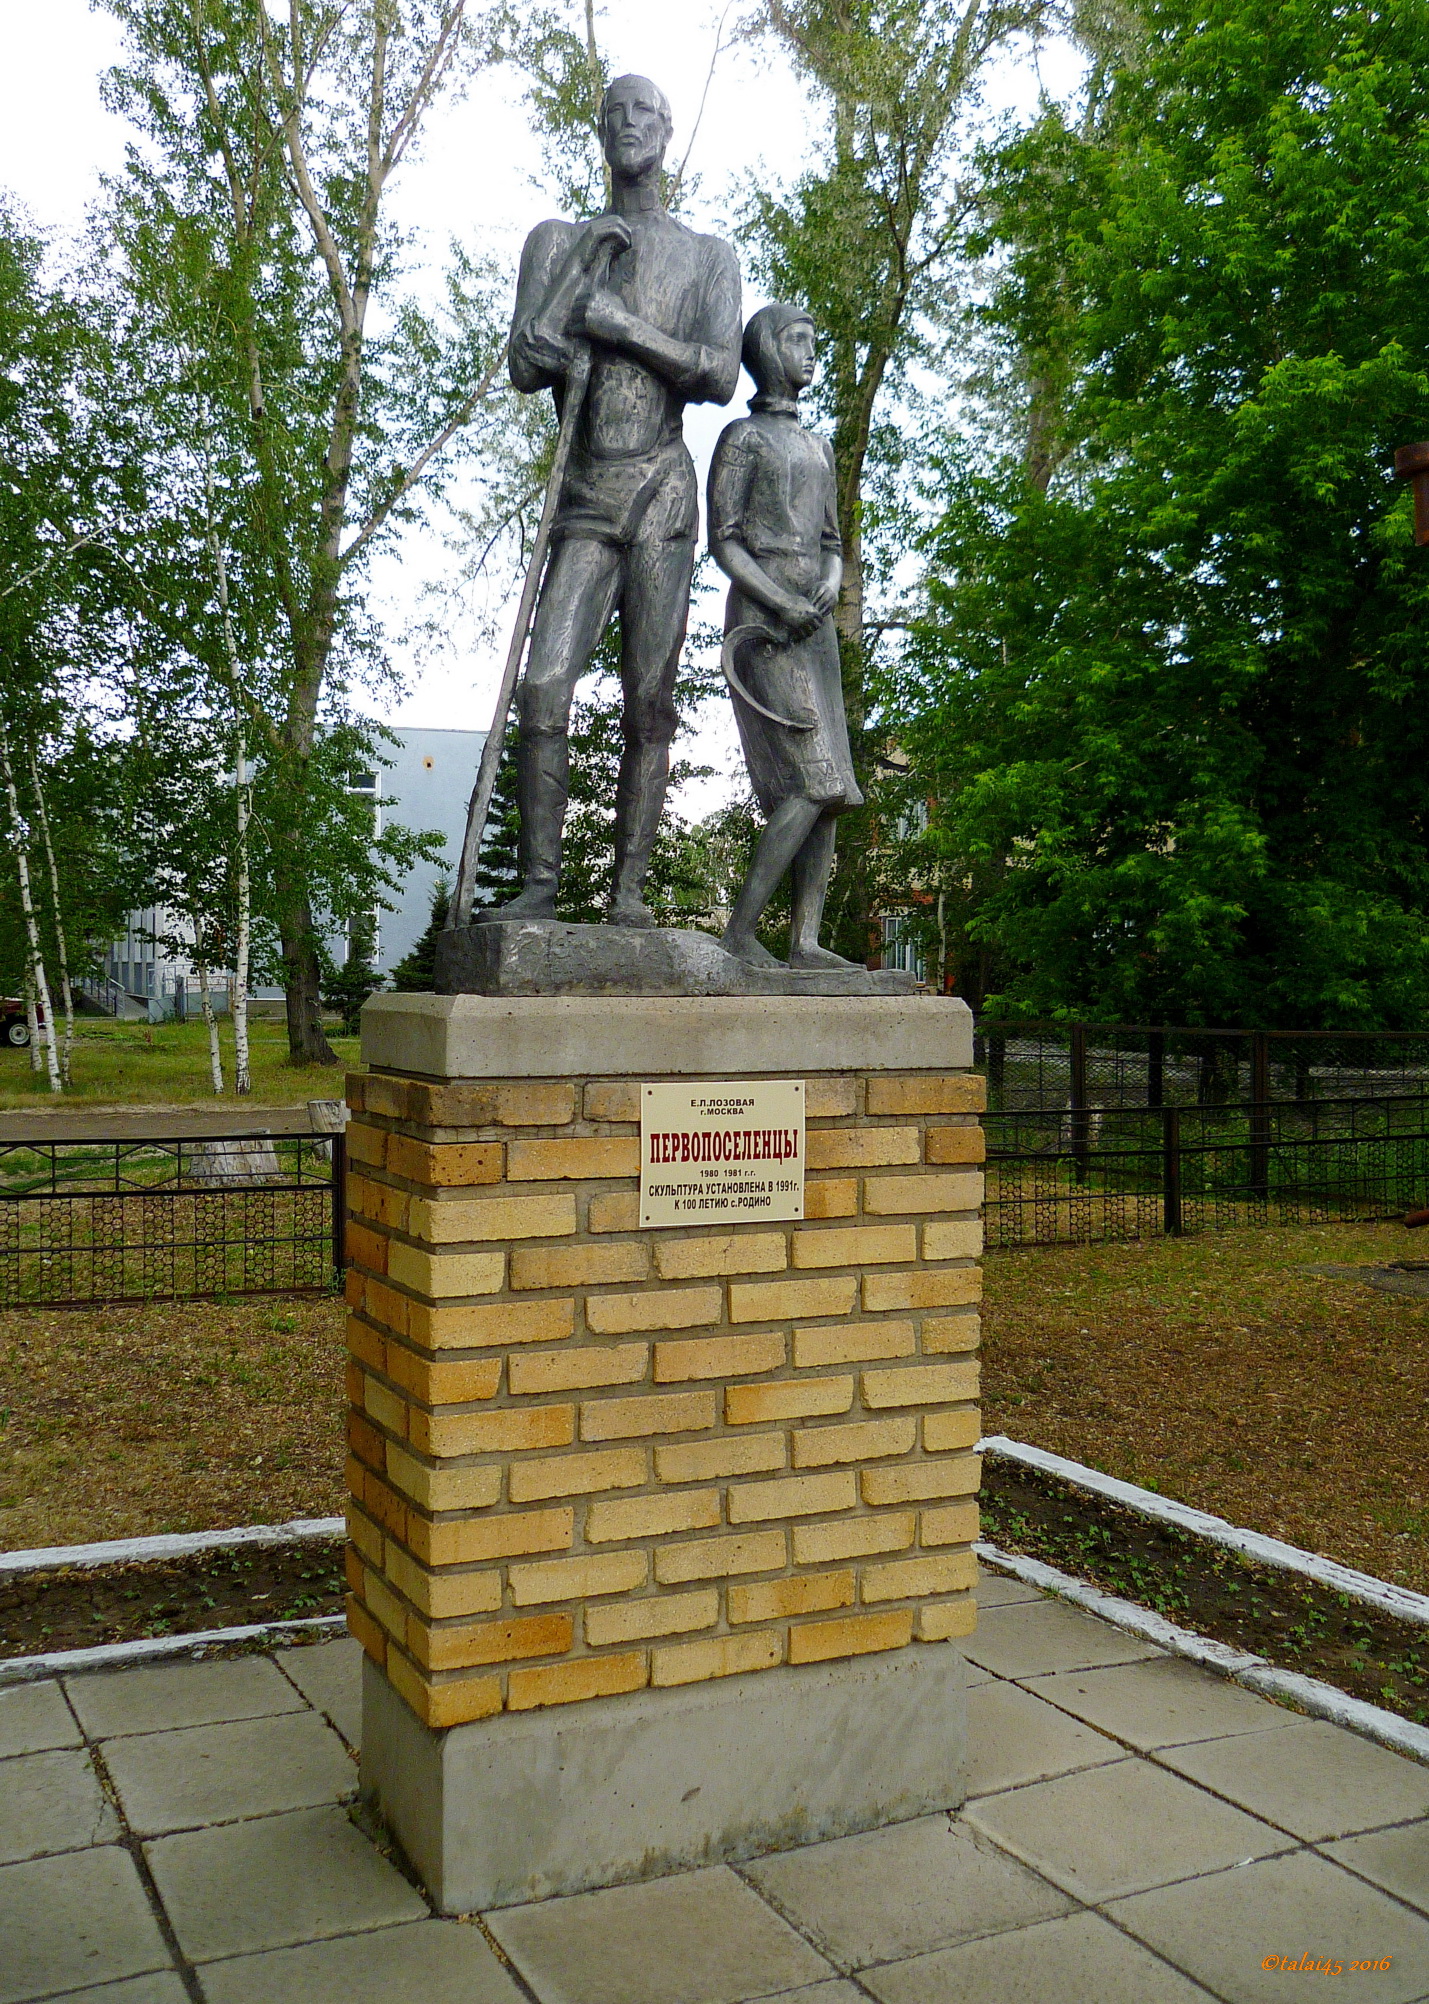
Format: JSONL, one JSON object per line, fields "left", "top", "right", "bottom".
{"left": 0, "top": 1, "right": 1077, "bottom": 814}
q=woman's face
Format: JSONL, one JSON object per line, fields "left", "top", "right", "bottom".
{"left": 774, "top": 319, "right": 817, "bottom": 392}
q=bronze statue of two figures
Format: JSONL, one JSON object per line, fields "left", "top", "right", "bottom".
{"left": 438, "top": 75, "right": 910, "bottom": 1000}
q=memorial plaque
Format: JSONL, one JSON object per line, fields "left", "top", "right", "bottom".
{"left": 641, "top": 1079, "right": 805, "bottom": 1227}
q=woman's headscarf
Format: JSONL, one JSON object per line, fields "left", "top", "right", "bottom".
{"left": 742, "top": 303, "right": 815, "bottom": 398}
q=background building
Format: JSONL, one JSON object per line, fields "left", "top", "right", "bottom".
{"left": 100, "top": 727, "right": 487, "bottom": 1013}
{"left": 359, "top": 725, "right": 486, "bottom": 977}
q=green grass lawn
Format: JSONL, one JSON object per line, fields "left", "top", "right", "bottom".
{"left": 0, "top": 1015, "right": 363, "bottom": 1108}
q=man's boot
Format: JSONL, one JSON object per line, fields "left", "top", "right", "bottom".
{"left": 477, "top": 729, "right": 566, "bottom": 923}
{"left": 607, "top": 740, "right": 668, "bottom": 928}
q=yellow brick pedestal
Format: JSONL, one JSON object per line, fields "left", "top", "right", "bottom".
{"left": 349, "top": 991, "right": 982, "bottom": 1911}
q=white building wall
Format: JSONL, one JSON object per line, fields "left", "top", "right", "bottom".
{"left": 363, "top": 726, "right": 487, "bottom": 976}
{"left": 113, "top": 728, "right": 488, "bottom": 1004}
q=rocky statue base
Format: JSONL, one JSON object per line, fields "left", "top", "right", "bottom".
{"left": 435, "top": 918, "right": 917, "bottom": 998}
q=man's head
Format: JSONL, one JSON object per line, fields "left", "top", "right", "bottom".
{"left": 601, "top": 74, "right": 672, "bottom": 185}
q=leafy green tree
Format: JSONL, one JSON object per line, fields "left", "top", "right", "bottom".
{"left": 888, "top": 0, "right": 1429, "bottom": 1027}
{"left": 98, "top": 0, "right": 516, "bottom": 1063}
{"left": 466, "top": 728, "right": 521, "bottom": 915}
{"left": 390, "top": 879, "right": 451, "bottom": 990}
{"left": 735, "top": 0, "right": 1052, "bottom": 965}
{"left": 0, "top": 205, "right": 151, "bottom": 1078}
{"left": 321, "top": 918, "right": 383, "bottom": 1037}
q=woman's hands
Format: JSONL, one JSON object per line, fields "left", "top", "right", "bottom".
{"left": 778, "top": 581, "right": 837, "bottom": 640}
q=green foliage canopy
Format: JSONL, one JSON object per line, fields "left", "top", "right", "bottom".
{"left": 883, "top": 0, "right": 1429, "bottom": 1026}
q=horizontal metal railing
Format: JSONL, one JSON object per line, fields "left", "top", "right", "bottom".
{"left": 0, "top": 1133, "right": 346, "bottom": 1308}
{"left": 983, "top": 1093, "right": 1429, "bottom": 1248}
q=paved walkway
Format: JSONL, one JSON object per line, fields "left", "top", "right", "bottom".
{"left": 4, "top": 1570, "right": 1429, "bottom": 2003}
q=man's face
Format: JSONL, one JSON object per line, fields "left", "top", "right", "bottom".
{"left": 777, "top": 319, "right": 817, "bottom": 390}
{"left": 603, "top": 79, "right": 670, "bottom": 182}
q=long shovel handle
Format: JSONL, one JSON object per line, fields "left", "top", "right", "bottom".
{"left": 451, "top": 338, "right": 596, "bottom": 926}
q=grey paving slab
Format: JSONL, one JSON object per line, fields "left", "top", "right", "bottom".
{"left": 965, "top": 1681, "right": 1123, "bottom": 1797}
{"left": 0, "top": 1746, "right": 117, "bottom": 1863}
{"left": 1021, "top": 1655, "right": 1298, "bottom": 1751}
{"left": 754, "top": 1989, "right": 866, "bottom": 2003}
{"left": 959, "top": 1599, "right": 1164, "bottom": 1680}
{"left": 0, "top": 1845, "right": 172, "bottom": 2004}
{"left": 0, "top": 1678, "right": 80, "bottom": 1758}
{"left": 1323, "top": 1820, "right": 1429, "bottom": 1918}
{"left": 1159, "top": 1718, "right": 1429, "bottom": 1842}
{"left": 740, "top": 1814, "right": 1073, "bottom": 1973}
{"left": 198, "top": 1918, "right": 526, "bottom": 2004}
{"left": 860, "top": 1908, "right": 1220, "bottom": 2003}
{"left": 1109, "top": 1848, "right": 1429, "bottom": 2002}
{"left": 145, "top": 1803, "right": 426, "bottom": 1963}
{"left": 272, "top": 1638, "right": 362, "bottom": 1749}
{"left": 486, "top": 1862, "right": 836, "bottom": 2004}
{"left": 974, "top": 1569, "right": 1047, "bottom": 1607}
{"left": 42, "top": 1977, "right": 189, "bottom": 2002}
{"left": 964, "top": 1755, "right": 1288, "bottom": 1902}
{"left": 102, "top": 1709, "right": 354, "bottom": 1837}
{"left": 66, "top": 1655, "right": 306, "bottom": 1740}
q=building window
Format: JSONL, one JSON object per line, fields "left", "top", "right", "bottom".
{"left": 881, "top": 915, "right": 926, "bottom": 983}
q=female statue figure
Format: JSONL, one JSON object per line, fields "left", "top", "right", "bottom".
{"left": 707, "top": 304, "right": 863, "bottom": 970}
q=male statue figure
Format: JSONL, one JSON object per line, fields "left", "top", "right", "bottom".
{"left": 709, "top": 304, "right": 864, "bottom": 969}
{"left": 490, "top": 75, "right": 742, "bottom": 927}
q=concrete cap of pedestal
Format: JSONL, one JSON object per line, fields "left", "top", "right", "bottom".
{"left": 361, "top": 992, "right": 973, "bottom": 1080}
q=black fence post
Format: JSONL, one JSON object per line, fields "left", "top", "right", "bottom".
{"left": 1147, "top": 1030, "right": 1165, "bottom": 1109}
{"left": 331, "top": 1131, "right": 348, "bottom": 1276}
{"left": 1070, "top": 1023, "right": 1089, "bottom": 1185}
{"left": 1163, "top": 1104, "right": 1183, "bottom": 1236}
{"left": 987, "top": 1031, "right": 1006, "bottom": 1113}
{"left": 1250, "top": 1031, "right": 1271, "bottom": 1199}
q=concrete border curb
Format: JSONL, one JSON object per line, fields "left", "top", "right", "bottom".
{"left": 977, "top": 1540, "right": 1429, "bottom": 1768}
{"left": 981, "top": 1434, "right": 1429, "bottom": 1627}
{"left": 0, "top": 1612, "right": 347, "bottom": 1684}
{"left": 0, "top": 1515, "right": 344, "bottom": 1580}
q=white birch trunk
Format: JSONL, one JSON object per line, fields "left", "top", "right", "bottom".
{"left": 0, "top": 730, "right": 61, "bottom": 1092}
{"left": 203, "top": 449, "right": 253, "bottom": 1098}
{"left": 28, "top": 754, "right": 74, "bottom": 1083}
{"left": 197, "top": 958, "right": 224, "bottom": 1093}
{"left": 20, "top": 960, "right": 41, "bottom": 1072}
{"left": 233, "top": 741, "right": 252, "bottom": 1096}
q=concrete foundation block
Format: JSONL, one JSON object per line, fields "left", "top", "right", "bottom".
{"left": 360, "top": 1642, "right": 969, "bottom": 1914}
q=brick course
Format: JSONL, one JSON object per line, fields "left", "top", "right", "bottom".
{"left": 345, "top": 1064, "right": 983, "bottom": 1729}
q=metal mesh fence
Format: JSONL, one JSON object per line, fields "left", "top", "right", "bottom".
{"left": 0, "top": 1135, "right": 345, "bottom": 1307}
{"left": 975, "top": 1024, "right": 1429, "bottom": 1115}
{"left": 983, "top": 1077, "right": 1429, "bottom": 1250}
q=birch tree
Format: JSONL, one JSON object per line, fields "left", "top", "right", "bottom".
{"left": 102, "top": 0, "right": 516, "bottom": 1063}
{"left": 743, "top": 0, "right": 1054, "bottom": 701}
{"left": 0, "top": 729, "right": 61, "bottom": 1092}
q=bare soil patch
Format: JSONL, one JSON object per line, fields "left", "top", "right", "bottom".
{"left": 983, "top": 1459, "right": 1429, "bottom": 1726}
{"left": 0, "top": 1294, "right": 346, "bottom": 1549}
{"left": 981, "top": 1220, "right": 1429, "bottom": 1597}
{"left": 0, "top": 1542, "right": 345, "bottom": 1659}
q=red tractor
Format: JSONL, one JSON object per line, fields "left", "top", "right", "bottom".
{"left": 0, "top": 996, "right": 40, "bottom": 1048}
